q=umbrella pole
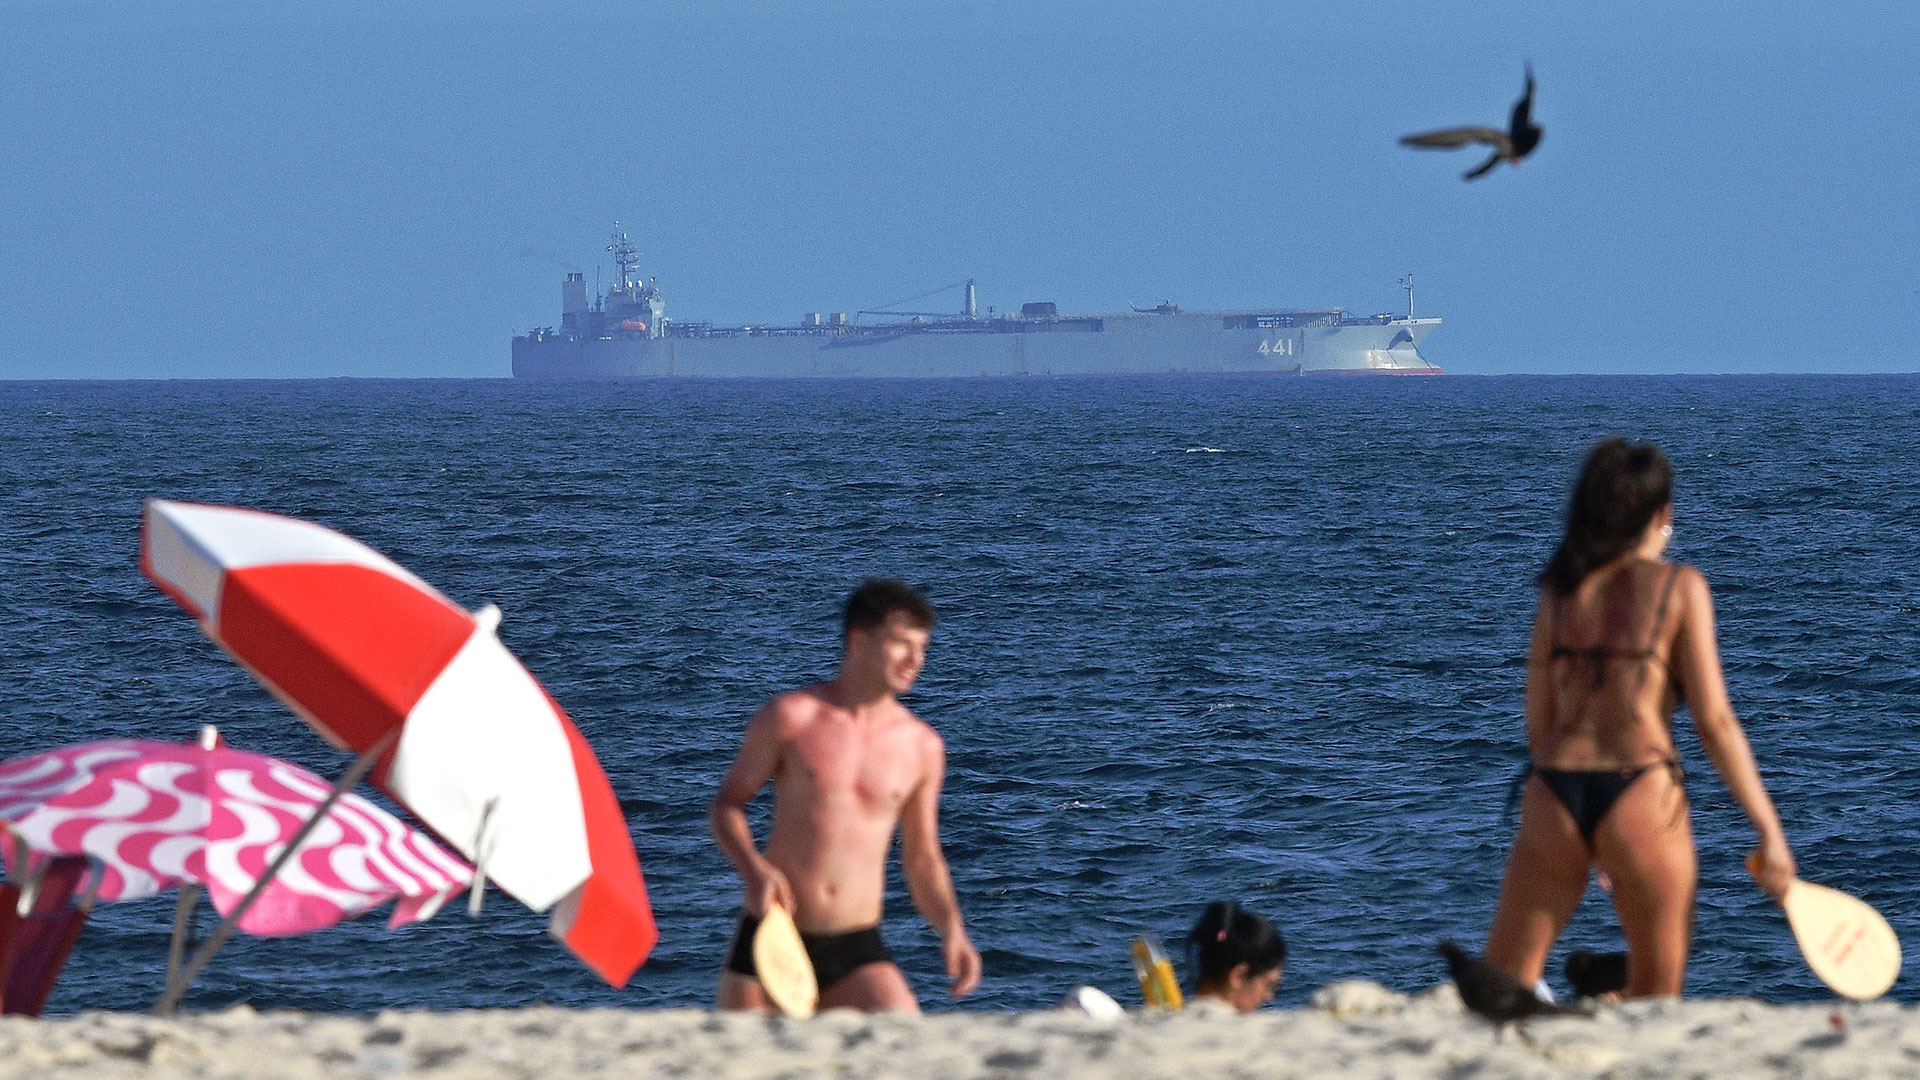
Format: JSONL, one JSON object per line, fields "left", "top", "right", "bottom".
{"left": 164, "top": 884, "right": 202, "bottom": 992}
{"left": 152, "top": 730, "right": 399, "bottom": 1017}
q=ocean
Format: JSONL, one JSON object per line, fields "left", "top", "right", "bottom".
{"left": 1, "top": 375, "right": 1914, "bottom": 1014}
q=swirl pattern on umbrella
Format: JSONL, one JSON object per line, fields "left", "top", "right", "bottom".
{"left": 0, "top": 740, "right": 471, "bottom": 935}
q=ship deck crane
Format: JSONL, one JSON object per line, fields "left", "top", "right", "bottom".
{"left": 857, "top": 279, "right": 978, "bottom": 321}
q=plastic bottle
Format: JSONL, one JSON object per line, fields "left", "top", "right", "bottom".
{"left": 1130, "top": 935, "right": 1184, "bottom": 1010}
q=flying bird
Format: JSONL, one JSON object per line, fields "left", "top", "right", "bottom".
{"left": 1436, "top": 941, "right": 1587, "bottom": 1034}
{"left": 1401, "top": 65, "right": 1543, "bottom": 180}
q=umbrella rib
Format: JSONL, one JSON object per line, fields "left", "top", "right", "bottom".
{"left": 151, "top": 729, "right": 399, "bottom": 1017}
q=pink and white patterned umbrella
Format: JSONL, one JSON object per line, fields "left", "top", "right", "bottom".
{"left": 0, "top": 740, "right": 471, "bottom": 936}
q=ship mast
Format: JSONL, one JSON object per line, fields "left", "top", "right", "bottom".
{"left": 1399, "top": 273, "right": 1415, "bottom": 320}
{"left": 607, "top": 224, "right": 641, "bottom": 290}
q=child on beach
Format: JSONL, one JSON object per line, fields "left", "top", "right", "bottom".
{"left": 1186, "top": 902, "right": 1286, "bottom": 1012}
{"left": 1483, "top": 437, "right": 1796, "bottom": 998}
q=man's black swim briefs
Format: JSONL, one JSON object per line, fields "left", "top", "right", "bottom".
{"left": 725, "top": 913, "right": 892, "bottom": 991}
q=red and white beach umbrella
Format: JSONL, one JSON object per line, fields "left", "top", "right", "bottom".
{"left": 139, "top": 500, "right": 657, "bottom": 986}
{"left": 0, "top": 738, "right": 470, "bottom": 935}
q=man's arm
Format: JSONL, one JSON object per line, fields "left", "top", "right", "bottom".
{"left": 898, "top": 730, "right": 981, "bottom": 997}
{"left": 708, "top": 700, "right": 795, "bottom": 916}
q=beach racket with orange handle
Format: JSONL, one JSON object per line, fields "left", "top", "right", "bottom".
{"left": 752, "top": 902, "right": 818, "bottom": 1018}
{"left": 1749, "top": 852, "right": 1902, "bottom": 1001}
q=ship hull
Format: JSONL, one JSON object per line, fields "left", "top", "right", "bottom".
{"left": 512, "top": 314, "right": 1440, "bottom": 379}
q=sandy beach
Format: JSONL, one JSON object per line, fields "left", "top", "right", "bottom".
{"left": 1, "top": 983, "right": 1912, "bottom": 1079}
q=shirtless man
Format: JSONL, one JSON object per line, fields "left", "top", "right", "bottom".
{"left": 710, "top": 579, "right": 982, "bottom": 1012}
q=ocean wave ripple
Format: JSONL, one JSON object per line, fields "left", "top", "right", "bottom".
{"left": 1, "top": 374, "right": 1915, "bottom": 1013}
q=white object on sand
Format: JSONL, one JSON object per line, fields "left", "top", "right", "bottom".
{"left": 1062, "top": 985, "right": 1125, "bottom": 1021}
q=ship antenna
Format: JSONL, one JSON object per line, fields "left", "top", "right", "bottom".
{"left": 607, "top": 223, "right": 641, "bottom": 289}
{"left": 1399, "top": 273, "right": 1415, "bottom": 320}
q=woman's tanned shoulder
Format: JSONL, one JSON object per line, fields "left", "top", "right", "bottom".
{"left": 1670, "top": 563, "right": 1709, "bottom": 593}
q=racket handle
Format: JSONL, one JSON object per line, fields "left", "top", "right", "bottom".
{"left": 1747, "top": 848, "right": 1797, "bottom": 904}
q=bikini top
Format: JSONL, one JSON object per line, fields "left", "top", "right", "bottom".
{"left": 1547, "top": 564, "right": 1682, "bottom": 692}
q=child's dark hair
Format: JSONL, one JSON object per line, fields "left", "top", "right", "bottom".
{"left": 843, "top": 578, "right": 936, "bottom": 634}
{"left": 1187, "top": 901, "right": 1286, "bottom": 987}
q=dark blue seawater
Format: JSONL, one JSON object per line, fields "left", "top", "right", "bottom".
{"left": 1, "top": 375, "right": 1915, "bottom": 1015}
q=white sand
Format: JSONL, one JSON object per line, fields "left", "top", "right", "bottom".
{"left": 1, "top": 983, "right": 1913, "bottom": 1079}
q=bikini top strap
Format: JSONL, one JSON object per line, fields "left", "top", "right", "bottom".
{"left": 1642, "top": 564, "right": 1683, "bottom": 654}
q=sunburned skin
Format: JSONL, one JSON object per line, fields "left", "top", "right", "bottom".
{"left": 756, "top": 685, "right": 939, "bottom": 932}
{"left": 710, "top": 611, "right": 980, "bottom": 1013}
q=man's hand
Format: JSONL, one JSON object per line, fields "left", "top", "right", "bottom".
{"left": 944, "top": 933, "right": 982, "bottom": 998}
{"left": 745, "top": 862, "right": 796, "bottom": 918}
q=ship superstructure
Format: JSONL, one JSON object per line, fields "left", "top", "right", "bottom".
{"left": 513, "top": 229, "right": 1442, "bottom": 378}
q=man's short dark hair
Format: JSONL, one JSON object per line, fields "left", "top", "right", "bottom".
{"left": 843, "top": 579, "right": 935, "bottom": 635}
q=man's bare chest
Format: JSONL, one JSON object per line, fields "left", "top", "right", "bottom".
{"left": 782, "top": 726, "right": 917, "bottom": 812}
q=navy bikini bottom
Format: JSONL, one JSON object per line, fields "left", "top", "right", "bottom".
{"left": 1531, "top": 759, "right": 1684, "bottom": 845}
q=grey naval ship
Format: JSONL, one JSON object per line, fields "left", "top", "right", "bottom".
{"left": 512, "top": 230, "right": 1442, "bottom": 379}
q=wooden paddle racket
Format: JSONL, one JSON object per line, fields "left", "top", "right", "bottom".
{"left": 752, "top": 903, "right": 818, "bottom": 1018}
{"left": 1751, "top": 853, "right": 1902, "bottom": 1001}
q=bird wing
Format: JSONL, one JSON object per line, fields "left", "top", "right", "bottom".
{"left": 1483, "top": 973, "right": 1536, "bottom": 1018}
{"left": 1510, "top": 64, "right": 1536, "bottom": 132}
{"left": 1400, "top": 126, "right": 1508, "bottom": 149}
{"left": 1462, "top": 148, "right": 1507, "bottom": 180}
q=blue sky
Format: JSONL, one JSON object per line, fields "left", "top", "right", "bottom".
{"left": 2, "top": 1, "right": 1915, "bottom": 377}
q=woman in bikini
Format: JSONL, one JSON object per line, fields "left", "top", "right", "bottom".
{"left": 1483, "top": 437, "right": 1797, "bottom": 997}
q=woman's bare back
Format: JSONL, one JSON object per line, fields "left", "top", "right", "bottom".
{"left": 1530, "top": 558, "right": 1688, "bottom": 770}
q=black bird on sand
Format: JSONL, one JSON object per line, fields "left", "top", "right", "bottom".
{"left": 1436, "top": 941, "right": 1588, "bottom": 1033}
{"left": 1564, "top": 950, "right": 1630, "bottom": 999}
{"left": 1400, "top": 65, "right": 1543, "bottom": 180}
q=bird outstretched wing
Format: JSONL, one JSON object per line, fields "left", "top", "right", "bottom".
{"left": 1462, "top": 150, "right": 1506, "bottom": 180}
{"left": 1399, "top": 126, "right": 1509, "bottom": 150}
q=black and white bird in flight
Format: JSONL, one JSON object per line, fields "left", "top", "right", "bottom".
{"left": 1401, "top": 65, "right": 1542, "bottom": 180}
